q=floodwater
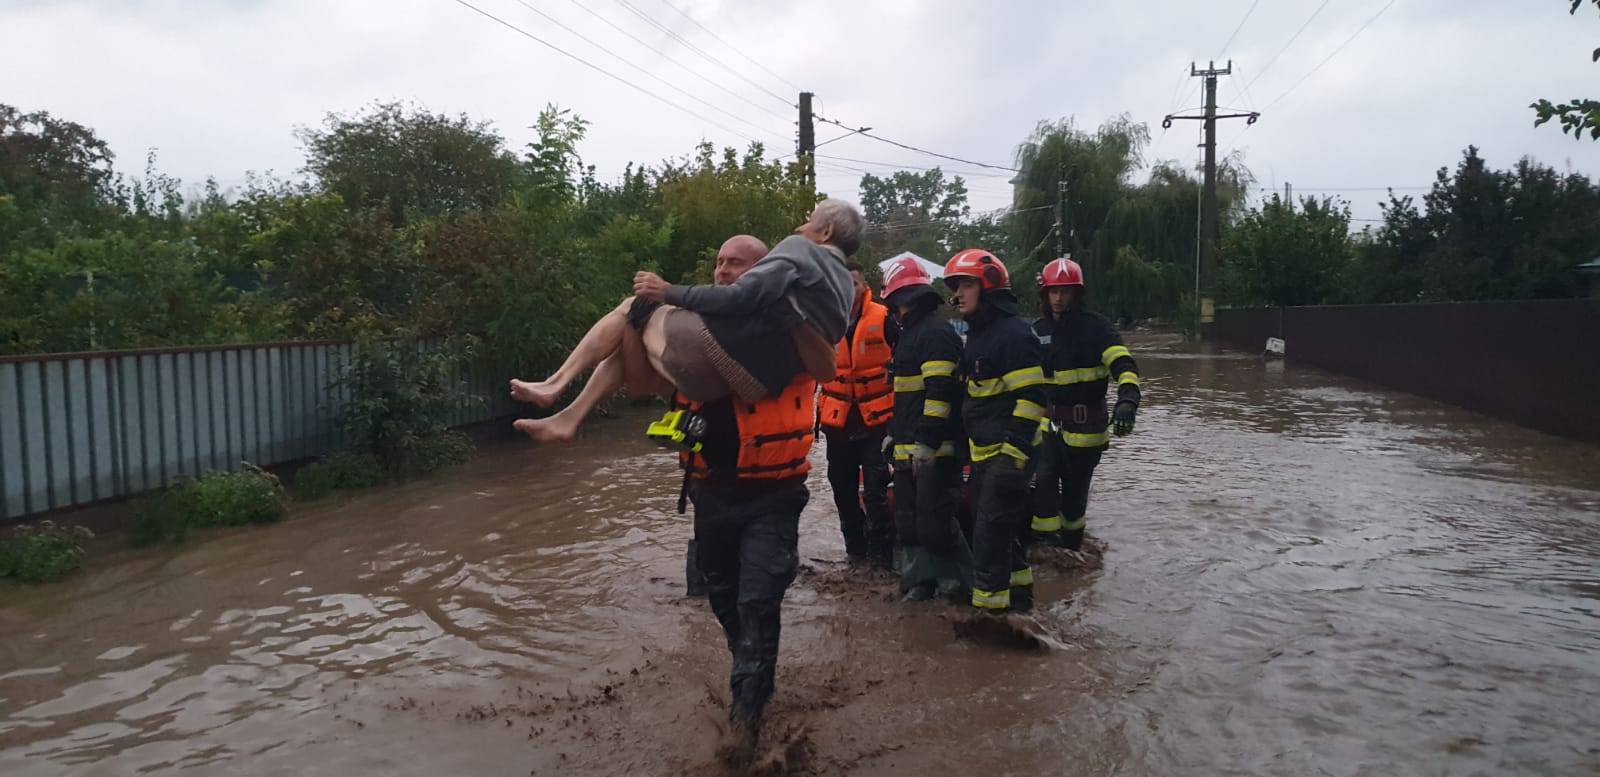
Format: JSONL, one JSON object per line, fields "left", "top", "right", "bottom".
{"left": 3, "top": 333, "right": 1598, "bottom": 776}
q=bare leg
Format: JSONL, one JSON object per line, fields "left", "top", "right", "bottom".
{"left": 513, "top": 310, "right": 673, "bottom": 443}
{"left": 509, "top": 297, "right": 633, "bottom": 407}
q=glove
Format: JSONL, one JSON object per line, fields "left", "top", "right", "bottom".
{"left": 881, "top": 435, "right": 894, "bottom": 456}
{"left": 910, "top": 443, "right": 936, "bottom": 478}
{"left": 1112, "top": 400, "right": 1138, "bottom": 436}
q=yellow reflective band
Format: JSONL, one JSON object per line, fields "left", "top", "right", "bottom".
{"left": 1064, "top": 431, "right": 1110, "bottom": 448}
{"left": 972, "top": 588, "right": 1011, "bottom": 609}
{"left": 1032, "top": 514, "right": 1064, "bottom": 532}
{"left": 921, "top": 360, "right": 957, "bottom": 378}
{"left": 1031, "top": 423, "right": 1044, "bottom": 447}
{"left": 1012, "top": 399, "right": 1045, "bottom": 422}
{"left": 935, "top": 441, "right": 957, "bottom": 457}
{"left": 1101, "top": 345, "right": 1132, "bottom": 368}
{"left": 1053, "top": 366, "right": 1110, "bottom": 385}
{"left": 893, "top": 443, "right": 918, "bottom": 460}
{"left": 1004, "top": 366, "right": 1047, "bottom": 389}
{"left": 894, "top": 441, "right": 959, "bottom": 461}
{"left": 966, "top": 377, "right": 1006, "bottom": 398}
{"left": 894, "top": 375, "right": 924, "bottom": 392}
{"left": 923, "top": 399, "right": 951, "bottom": 418}
{"left": 1062, "top": 515, "right": 1087, "bottom": 531}
{"left": 1117, "top": 371, "right": 1140, "bottom": 387}
{"left": 1010, "top": 567, "right": 1034, "bottom": 587}
{"left": 970, "top": 441, "right": 1027, "bottom": 462}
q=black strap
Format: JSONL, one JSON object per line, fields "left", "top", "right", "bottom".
{"left": 677, "top": 469, "right": 690, "bottom": 515}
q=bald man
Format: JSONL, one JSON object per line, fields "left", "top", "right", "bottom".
{"left": 685, "top": 235, "right": 768, "bottom": 598}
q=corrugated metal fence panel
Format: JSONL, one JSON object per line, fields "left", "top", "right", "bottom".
{"left": 1, "top": 340, "right": 517, "bottom": 521}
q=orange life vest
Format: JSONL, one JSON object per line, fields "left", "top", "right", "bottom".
{"left": 677, "top": 375, "right": 816, "bottom": 481}
{"left": 818, "top": 297, "right": 894, "bottom": 430}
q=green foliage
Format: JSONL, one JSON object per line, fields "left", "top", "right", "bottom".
{"left": 1530, "top": 0, "right": 1599, "bottom": 141}
{"left": 297, "top": 102, "right": 519, "bottom": 224}
{"left": 855, "top": 168, "right": 972, "bottom": 265}
{"left": 131, "top": 466, "right": 287, "bottom": 545}
{"left": 0, "top": 521, "right": 93, "bottom": 584}
{"left": 336, "top": 336, "right": 479, "bottom": 477}
{"left": 1220, "top": 195, "right": 1353, "bottom": 307}
{"left": 290, "top": 451, "right": 386, "bottom": 500}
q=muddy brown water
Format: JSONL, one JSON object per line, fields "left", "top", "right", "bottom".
{"left": 3, "top": 333, "right": 1598, "bottom": 776}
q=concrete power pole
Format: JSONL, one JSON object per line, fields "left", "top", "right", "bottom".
{"left": 798, "top": 91, "right": 815, "bottom": 194}
{"left": 1055, "top": 165, "right": 1068, "bottom": 260}
{"left": 1163, "top": 61, "right": 1258, "bottom": 338}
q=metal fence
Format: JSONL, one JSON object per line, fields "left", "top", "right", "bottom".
{"left": 1215, "top": 299, "right": 1600, "bottom": 444}
{"left": 0, "top": 340, "right": 515, "bottom": 521}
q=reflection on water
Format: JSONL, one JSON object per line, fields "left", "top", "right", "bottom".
{"left": 3, "top": 333, "right": 1598, "bottom": 776}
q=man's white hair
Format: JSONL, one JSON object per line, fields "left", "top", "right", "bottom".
{"left": 812, "top": 198, "right": 865, "bottom": 257}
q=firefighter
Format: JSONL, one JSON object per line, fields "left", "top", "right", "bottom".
{"left": 817, "top": 263, "right": 896, "bottom": 567}
{"left": 944, "top": 249, "right": 1047, "bottom": 614}
{"left": 1030, "top": 257, "right": 1140, "bottom": 550}
{"left": 879, "top": 257, "right": 971, "bottom": 601}
{"left": 651, "top": 374, "right": 817, "bottom": 763}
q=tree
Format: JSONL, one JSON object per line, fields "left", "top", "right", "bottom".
{"left": 0, "top": 104, "right": 119, "bottom": 253}
{"left": 855, "top": 167, "right": 971, "bottom": 265}
{"left": 1220, "top": 195, "right": 1353, "bottom": 307}
{"left": 1011, "top": 115, "right": 1150, "bottom": 276}
{"left": 1530, "top": 0, "right": 1600, "bottom": 141}
{"left": 298, "top": 102, "right": 519, "bottom": 224}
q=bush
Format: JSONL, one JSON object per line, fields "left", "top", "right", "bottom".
{"left": 291, "top": 450, "right": 386, "bottom": 500}
{"left": 0, "top": 521, "right": 93, "bottom": 583}
{"left": 132, "top": 465, "right": 287, "bottom": 544}
{"left": 337, "top": 336, "right": 480, "bottom": 477}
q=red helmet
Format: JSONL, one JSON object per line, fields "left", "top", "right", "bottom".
{"left": 880, "top": 256, "right": 933, "bottom": 301}
{"left": 943, "top": 248, "right": 1009, "bottom": 291}
{"left": 1039, "top": 256, "right": 1085, "bottom": 288}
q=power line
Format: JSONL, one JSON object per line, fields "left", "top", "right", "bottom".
{"left": 1243, "top": 0, "right": 1332, "bottom": 93}
{"left": 448, "top": 0, "right": 762, "bottom": 144}
{"left": 814, "top": 114, "right": 1020, "bottom": 172}
{"left": 612, "top": 0, "right": 796, "bottom": 110}
{"left": 564, "top": 0, "right": 792, "bottom": 124}
{"left": 653, "top": 0, "right": 803, "bottom": 93}
{"left": 1263, "top": 0, "right": 1397, "bottom": 111}
{"left": 817, "top": 153, "right": 1018, "bottom": 179}
{"left": 1216, "top": 0, "right": 1261, "bottom": 59}
{"left": 508, "top": 0, "right": 786, "bottom": 142}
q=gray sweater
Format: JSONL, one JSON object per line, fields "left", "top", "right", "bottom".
{"left": 663, "top": 235, "right": 853, "bottom": 344}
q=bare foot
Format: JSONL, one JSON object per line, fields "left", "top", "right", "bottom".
{"left": 508, "top": 378, "right": 565, "bottom": 408}
{"left": 512, "top": 416, "right": 577, "bottom": 444}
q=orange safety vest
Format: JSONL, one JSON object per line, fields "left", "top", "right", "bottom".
{"left": 818, "top": 298, "right": 894, "bottom": 430}
{"left": 677, "top": 375, "right": 817, "bottom": 481}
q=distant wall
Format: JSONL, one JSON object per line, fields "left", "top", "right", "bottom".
{"left": 1215, "top": 300, "right": 1600, "bottom": 444}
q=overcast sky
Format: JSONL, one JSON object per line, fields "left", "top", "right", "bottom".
{"left": 4, "top": 0, "right": 1597, "bottom": 225}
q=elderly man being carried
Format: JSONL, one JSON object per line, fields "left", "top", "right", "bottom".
{"left": 510, "top": 199, "right": 866, "bottom": 442}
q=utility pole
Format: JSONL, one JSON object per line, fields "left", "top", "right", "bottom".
{"left": 1163, "top": 61, "right": 1258, "bottom": 339}
{"left": 1055, "top": 165, "right": 1067, "bottom": 260}
{"left": 798, "top": 91, "right": 815, "bottom": 193}
{"left": 1285, "top": 181, "right": 1293, "bottom": 212}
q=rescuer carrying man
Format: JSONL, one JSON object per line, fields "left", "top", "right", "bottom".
{"left": 1030, "top": 256, "right": 1141, "bottom": 550}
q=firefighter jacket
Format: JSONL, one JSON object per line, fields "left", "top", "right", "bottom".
{"left": 1032, "top": 309, "right": 1141, "bottom": 448}
{"left": 887, "top": 303, "right": 964, "bottom": 461}
{"left": 818, "top": 295, "right": 895, "bottom": 432}
{"left": 959, "top": 294, "right": 1047, "bottom": 465}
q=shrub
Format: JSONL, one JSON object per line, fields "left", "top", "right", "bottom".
{"left": 336, "top": 336, "right": 480, "bottom": 477}
{"left": 0, "top": 521, "right": 94, "bottom": 584}
{"left": 291, "top": 450, "right": 386, "bottom": 500}
{"left": 131, "top": 465, "right": 287, "bottom": 544}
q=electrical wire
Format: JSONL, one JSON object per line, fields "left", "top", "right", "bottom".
{"left": 509, "top": 0, "right": 786, "bottom": 142}
{"left": 654, "top": 0, "right": 803, "bottom": 93}
{"left": 612, "top": 0, "right": 796, "bottom": 109}
{"left": 1216, "top": 0, "right": 1261, "bottom": 60}
{"left": 1263, "top": 0, "right": 1396, "bottom": 111}
{"left": 564, "top": 0, "right": 793, "bottom": 124}
{"left": 814, "top": 115, "right": 1020, "bottom": 172}
{"left": 1242, "top": 0, "right": 1332, "bottom": 94}
{"left": 448, "top": 0, "right": 764, "bottom": 144}
{"left": 817, "top": 153, "right": 1018, "bottom": 179}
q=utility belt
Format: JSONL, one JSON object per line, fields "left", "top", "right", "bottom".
{"left": 1045, "top": 403, "right": 1104, "bottom": 425}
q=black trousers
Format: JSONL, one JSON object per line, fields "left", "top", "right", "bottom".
{"left": 691, "top": 478, "right": 808, "bottom": 728}
{"left": 968, "top": 458, "right": 1032, "bottom": 610}
{"left": 1032, "top": 434, "right": 1105, "bottom": 549}
{"left": 824, "top": 429, "right": 892, "bottom": 563}
{"left": 892, "top": 458, "right": 970, "bottom": 591}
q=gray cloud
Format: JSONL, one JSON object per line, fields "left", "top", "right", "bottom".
{"left": 3, "top": 0, "right": 1595, "bottom": 224}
